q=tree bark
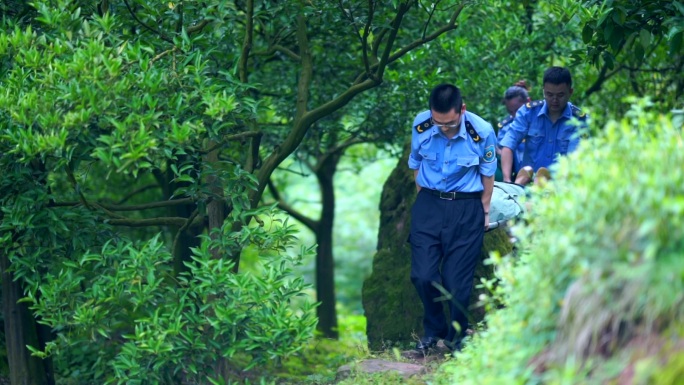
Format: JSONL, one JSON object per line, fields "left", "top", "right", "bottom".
{"left": 155, "top": 167, "right": 201, "bottom": 276}
{"left": 1, "top": 252, "right": 51, "bottom": 385}
{"left": 205, "top": 143, "right": 226, "bottom": 260}
{"left": 313, "top": 153, "right": 342, "bottom": 339}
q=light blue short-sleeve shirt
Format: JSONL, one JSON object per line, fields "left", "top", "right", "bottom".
{"left": 408, "top": 110, "right": 497, "bottom": 193}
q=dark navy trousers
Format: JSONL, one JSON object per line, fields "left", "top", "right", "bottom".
{"left": 409, "top": 189, "right": 484, "bottom": 344}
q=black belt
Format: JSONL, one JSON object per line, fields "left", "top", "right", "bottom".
{"left": 423, "top": 188, "right": 481, "bottom": 200}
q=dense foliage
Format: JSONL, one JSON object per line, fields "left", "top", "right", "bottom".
{"left": 436, "top": 103, "right": 684, "bottom": 384}
{"left": 0, "top": 1, "right": 318, "bottom": 383}
{"left": 0, "top": 0, "right": 682, "bottom": 383}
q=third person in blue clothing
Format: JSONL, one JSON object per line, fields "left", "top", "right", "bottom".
{"left": 500, "top": 66, "right": 587, "bottom": 185}
{"left": 496, "top": 80, "right": 531, "bottom": 180}
{"left": 408, "top": 84, "right": 496, "bottom": 353}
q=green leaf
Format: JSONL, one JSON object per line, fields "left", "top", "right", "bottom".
{"left": 582, "top": 24, "right": 594, "bottom": 44}
{"left": 640, "top": 29, "right": 652, "bottom": 49}
{"left": 670, "top": 31, "right": 683, "bottom": 56}
{"left": 674, "top": 1, "right": 684, "bottom": 15}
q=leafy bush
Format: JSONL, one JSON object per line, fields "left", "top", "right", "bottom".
{"left": 26, "top": 213, "right": 317, "bottom": 384}
{"left": 435, "top": 100, "right": 684, "bottom": 384}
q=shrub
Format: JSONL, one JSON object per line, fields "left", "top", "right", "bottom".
{"left": 435, "top": 100, "right": 684, "bottom": 384}
{"left": 26, "top": 212, "right": 318, "bottom": 385}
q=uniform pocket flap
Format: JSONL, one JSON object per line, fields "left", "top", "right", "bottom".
{"left": 419, "top": 151, "right": 437, "bottom": 160}
{"left": 456, "top": 156, "right": 479, "bottom": 167}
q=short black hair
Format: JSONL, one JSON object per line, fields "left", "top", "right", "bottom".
{"left": 504, "top": 86, "right": 529, "bottom": 101}
{"left": 429, "top": 84, "right": 463, "bottom": 114}
{"left": 543, "top": 66, "right": 572, "bottom": 88}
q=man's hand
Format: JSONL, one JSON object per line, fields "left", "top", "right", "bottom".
{"left": 480, "top": 174, "right": 494, "bottom": 230}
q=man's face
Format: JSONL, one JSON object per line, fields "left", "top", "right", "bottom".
{"left": 543, "top": 82, "right": 573, "bottom": 114}
{"left": 504, "top": 96, "right": 527, "bottom": 116}
{"left": 431, "top": 104, "right": 465, "bottom": 134}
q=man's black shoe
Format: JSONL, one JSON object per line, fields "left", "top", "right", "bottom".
{"left": 415, "top": 336, "right": 439, "bottom": 351}
{"left": 444, "top": 339, "right": 464, "bottom": 354}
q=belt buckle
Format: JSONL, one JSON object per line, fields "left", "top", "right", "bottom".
{"left": 439, "top": 191, "right": 455, "bottom": 200}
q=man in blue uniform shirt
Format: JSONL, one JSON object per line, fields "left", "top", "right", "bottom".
{"left": 500, "top": 67, "right": 587, "bottom": 185}
{"left": 496, "top": 80, "right": 531, "bottom": 180}
{"left": 408, "top": 84, "right": 496, "bottom": 352}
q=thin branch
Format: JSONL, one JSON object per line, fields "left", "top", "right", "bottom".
{"left": 50, "top": 198, "right": 194, "bottom": 211}
{"left": 361, "top": 0, "right": 376, "bottom": 75}
{"left": 200, "top": 131, "right": 263, "bottom": 154}
{"left": 107, "top": 217, "right": 195, "bottom": 227}
{"left": 122, "top": 0, "right": 175, "bottom": 45}
{"left": 312, "top": 137, "right": 362, "bottom": 174}
{"left": 254, "top": 24, "right": 299, "bottom": 59}
{"left": 187, "top": 19, "right": 210, "bottom": 34}
{"left": 64, "top": 165, "right": 91, "bottom": 209}
{"left": 172, "top": 208, "right": 199, "bottom": 256}
{"left": 274, "top": 165, "right": 310, "bottom": 177}
{"left": 151, "top": 47, "right": 178, "bottom": 65}
{"left": 238, "top": 0, "right": 255, "bottom": 83}
{"left": 584, "top": 62, "right": 623, "bottom": 97}
{"left": 92, "top": 203, "right": 127, "bottom": 219}
{"left": 621, "top": 65, "right": 680, "bottom": 72}
{"left": 116, "top": 184, "right": 159, "bottom": 204}
{"left": 245, "top": 132, "right": 263, "bottom": 173}
{"left": 355, "top": 3, "right": 464, "bottom": 84}
{"left": 420, "top": 1, "right": 438, "bottom": 40}
{"left": 267, "top": 179, "right": 318, "bottom": 231}
{"left": 294, "top": 14, "right": 313, "bottom": 122}
{"left": 320, "top": 137, "right": 363, "bottom": 166}
{"left": 272, "top": 44, "right": 302, "bottom": 61}
{"left": 371, "top": 28, "right": 388, "bottom": 59}
{"left": 175, "top": 1, "right": 183, "bottom": 33}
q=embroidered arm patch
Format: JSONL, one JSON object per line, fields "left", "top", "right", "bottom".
{"left": 483, "top": 145, "right": 496, "bottom": 163}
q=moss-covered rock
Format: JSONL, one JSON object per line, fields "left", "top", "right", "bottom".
{"left": 361, "top": 142, "right": 513, "bottom": 351}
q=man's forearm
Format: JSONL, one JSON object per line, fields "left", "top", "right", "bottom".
{"left": 501, "top": 147, "right": 514, "bottom": 182}
{"left": 414, "top": 169, "right": 421, "bottom": 192}
{"left": 480, "top": 174, "right": 494, "bottom": 213}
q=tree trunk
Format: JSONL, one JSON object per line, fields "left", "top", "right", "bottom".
{"left": 156, "top": 167, "right": 201, "bottom": 276}
{"left": 1, "top": 253, "right": 51, "bottom": 385}
{"left": 314, "top": 153, "right": 341, "bottom": 339}
{"left": 205, "top": 144, "right": 226, "bottom": 260}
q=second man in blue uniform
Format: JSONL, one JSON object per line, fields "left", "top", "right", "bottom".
{"left": 500, "top": 66, "right": 587, "bottom": 184}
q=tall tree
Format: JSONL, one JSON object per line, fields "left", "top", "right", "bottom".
{"left": 266, "top": 91, "right": 405, "bottom": 338}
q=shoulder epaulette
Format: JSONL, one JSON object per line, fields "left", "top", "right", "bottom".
{"left": 525, "top": 100, "right": 544, "bottom": 109}
{"left": 414, "top": 117, "right": 432, "bottom": 133}
{"left": 571, "top": 105, "right": 587, "bottom": 119}
{"left": 465, "top": 120, "right": 481, "bottom": 142}
{"left": 497, "top": 115, "right": 514, "bottom": 128}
